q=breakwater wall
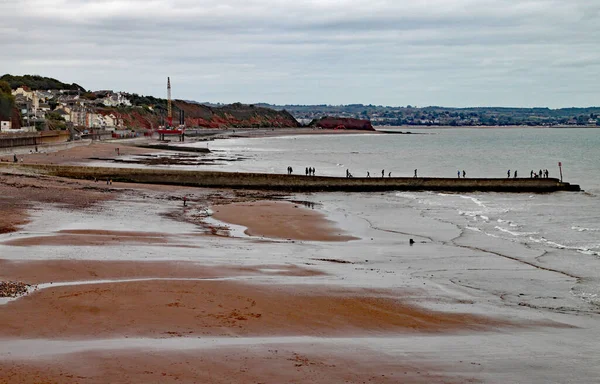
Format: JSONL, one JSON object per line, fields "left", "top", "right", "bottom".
{"left": 1, "top": 164, "right": 581, "bottom": 192}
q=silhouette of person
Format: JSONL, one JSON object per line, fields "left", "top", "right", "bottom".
{"left": 457, "top": 170, "right": 460, "bottom": 178}
{"left": 530, "top": 170, "right": 533, "bottom": 178}
{"left": 462, "top": 170, "right": 466, "bottom": 178}
{"left": 414, "top": 169, "right": 417, "bottom": 178}
{"left": 514, "top": 170, "right": 518, "bottom": 178}
{"left": 507, "top": 170, "right": 511, "bottom": 178}
{"left": 388, "top": 172, "right": 391, "bottom": 177}
{"left": 367, "top": 171, "right": 370, "bottom": 178}
{"left": 382, "top": 169, "right": 385, "bottom": 178}
{"left": 305, "top": 167, "right": 309, "bottom": 176}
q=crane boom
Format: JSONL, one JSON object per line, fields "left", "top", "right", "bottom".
{"left": 167, "top": 77, "right": 173, "bottom": 127}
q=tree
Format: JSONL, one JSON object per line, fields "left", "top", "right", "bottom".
{"left": 0, "top": 80, "right": 11, "bottom": 94}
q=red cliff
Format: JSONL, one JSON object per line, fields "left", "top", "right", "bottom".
{"left": 310, "top": 117, "right": 375, "bottom": 131}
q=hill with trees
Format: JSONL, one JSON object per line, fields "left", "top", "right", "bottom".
{"left": 0, "top": 74, "right": 85, "bottom": 92}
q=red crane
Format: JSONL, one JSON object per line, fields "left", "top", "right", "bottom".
{"left": 167, "top": 77, "right": 173, "bottom": 128}
{"left": 156, "top": 76, "right": 185, "bottom": 141}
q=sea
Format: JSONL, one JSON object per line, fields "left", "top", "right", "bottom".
{"left": 185, "top": 127, "right": 599, "bottom": 253}
{"left": 175, "top": 127, "right": 600, "bottom": 306}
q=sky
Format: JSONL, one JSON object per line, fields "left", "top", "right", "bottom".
{"left": 1, "top": 0, "right": 599, "bottom": 108}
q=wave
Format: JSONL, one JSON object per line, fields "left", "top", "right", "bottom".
{"left": 497, "top": 218, "right": 519, "bottom": 227}
{"left": 572, "top": 226, "right": 600, "bottom": 232}
{"left": 495, "top": 226, "right": 538, "bottom": 237}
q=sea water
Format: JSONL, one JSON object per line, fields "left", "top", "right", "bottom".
{"left": 192, "top": 128, "right": 600, "bottom": 256}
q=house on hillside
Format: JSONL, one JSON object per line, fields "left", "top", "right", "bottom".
{"left": 100, "top": 92, "right": 132, "bottom": 107}
{"left": 50, "top": 108, "right": 70, "bottom": 123}
{"left": 11, "top": 86, "right": 34, "bottom": 100}
{"left": 70, "top": 106, "right": 87, "bottom": 127}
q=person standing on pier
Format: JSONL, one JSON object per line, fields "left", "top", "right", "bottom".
{"left": 381, "top": 169, "right": 385, "bottom": 178}
{"left": 457, "top": 170, "right": 460, "bottom": 178}
{"left": 414, "top": 169, "right": 417, "bottom": 178}
{"left": 305, "top": 167, "right": 309, "bottom": 176}
{"left": 507, "top": 170, "right": 511, "bottom": 178}
{"left": 514, "top": 170, "right": 518, "bottom": 178}
{"left": 462, "top": 170, "right": 466, "bottom": 178}
{"left": 367, "top": 171, "right": 370, "bottom": 178}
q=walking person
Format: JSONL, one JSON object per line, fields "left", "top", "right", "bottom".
{"left": 388, "top": 172, "right": 391, "bottom": 177}
{"left": 305, "top": 167, "right": 309, "bottom": 176}
{"left": 462, "top": 170, "right": 466, "bottom": 178}
{"left": 381, "top": 169, "right": 385, "bottom": 178}
{"left": 530, "top": 170, "right": 534, "bottom": 178}
{"left": 414, "top": 169, "right": 417, "bottom": 178}
{"left": 507, "top": 170, "right": 511, "bottom": 178}
{"left": 514, "top": 170, "right": 518, "bottom": 178}
{"left": 367, "top": 171, "right": 370, "bottom": 178}
{"left": 457, "top": 170, "right": 461, "bottom": 178}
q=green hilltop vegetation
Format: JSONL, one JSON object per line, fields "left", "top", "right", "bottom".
{"left": 0, "top": 80, "right": 15, "bottom": 122}
{"left": 0, "top": 74, "right": 85, "bottom": 92}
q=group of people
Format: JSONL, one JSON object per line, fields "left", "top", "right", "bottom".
{"left": 287, "top": 166, "right": 316, "bottom": 176}
{"left": 457, "top": 170, "right": 466, "bottom": 178}
{"left": 363, "top": 169, "right": 396, "bottom": 178}
{"left": 531, "top": 169, "right": 549, "bottom": 178}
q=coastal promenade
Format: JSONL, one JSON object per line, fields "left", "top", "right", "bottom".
{"left": 3, "top": 163, "right": 581, "bottom": 192}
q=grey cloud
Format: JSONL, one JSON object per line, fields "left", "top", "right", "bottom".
{"left": 1, "top": 0, "right": 599, "bottom": 107}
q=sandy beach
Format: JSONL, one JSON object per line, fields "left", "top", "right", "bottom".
{"left": 1, "top": 140, "right": 599, "bottom": 383}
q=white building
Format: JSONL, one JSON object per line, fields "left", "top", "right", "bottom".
{"left": 101, "top": 93, "right": 132, "bottom": 107}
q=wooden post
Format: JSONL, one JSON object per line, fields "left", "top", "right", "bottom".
{"left": 558, "top": 161, "right": 563, "bottom": 182}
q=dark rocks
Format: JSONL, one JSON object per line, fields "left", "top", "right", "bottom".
{"left": 0, "top": 281, "right": 31, "bottom": 298}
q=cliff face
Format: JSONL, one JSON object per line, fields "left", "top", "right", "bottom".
{"left": 100, "top": 102, "right": 300, "bottom": 130}
{"left": 174, "top": 101, "right": 300, "bottom": 128}
{"left": 310, "top": 117, "right": 375, "bottom": 131}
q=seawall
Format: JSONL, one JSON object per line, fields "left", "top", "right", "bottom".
{"left": 1, "top": 164, "right": 581, "bottom": 193}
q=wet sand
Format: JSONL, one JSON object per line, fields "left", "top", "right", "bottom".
{"left": 212, "top": 200, "right": 358, "bottom": 241}
{"left": 0, "top": 141, "right": 157, "bottom": 165}
{"left": 0, "top": 259, "right": 324, "bottom": 285}
{"left": 0, "top": 347, "right": 466, "bottom": 384}
{"left": 0, "top": 280, "right": 508, "bottom": 339}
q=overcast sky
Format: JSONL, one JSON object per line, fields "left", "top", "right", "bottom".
{"left": 1, "top": 0, "right": 599, "bottom": 107}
